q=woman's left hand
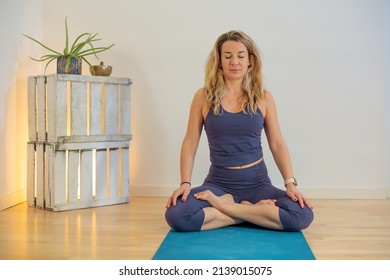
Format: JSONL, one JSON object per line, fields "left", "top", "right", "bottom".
{"left": 285, "top": 185, "right": 313, "bottom": 209}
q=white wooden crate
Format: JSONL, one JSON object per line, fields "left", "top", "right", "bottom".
{"left": 27, "top": 74, "right": 132, "bottom": 211}
{"left": 27, "top": 74, "right": 132, "bottom": 141}
{"left": 27, "top": 143, "right": 130, "bottom": 211}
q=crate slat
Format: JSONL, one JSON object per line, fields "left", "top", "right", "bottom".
{"left": 56, "top": 80, "right": 67, "bottom": 138}
{"left": 95, "top": 149, "right": 107, "bottom": 200}
{"left": 46, "top": 76, "right": 57, "bottom": 142}
{"left": 56, "top": 74, "right": 131, "bottom": 85}
{"left": 121, "top": 84, "right": 131, "bottom": 134}
{"left": 54, "top": 150, "right": 67, "bottom": 206}
{"left": 71, "top": 81, "right": 88, "bottom": 135}
{"left": 122, "top": 148, "right": 130, "bottom": 198}
{"left": 90, "top": 82, "right": 103, "bottom": 135}
{"left": 80, "top": 150, "right": 93, "bottom": 201}
{"left": 37, "top": 78, "right": 46, "bottom": 141}
{"left": 68, "top": 150, "right": 79, "bottom": 203}
{"left": 104, "top": 83, "right": 119, "bottom": 135}
{"left": 57, "top": 140, "right": 130, "bottom": 151}
{"left": 109, "top": 149, "right": 119, "bottom": 198}
{"left": 27, "top": 143, "right": 35, "bottom": 206}
{"left": 45, "top": 144, "right": 54, "bottom": 208}
{"left": 27, "top": 77, "right": 37, "bottom": 141}
{"left": 36, "top": 144, "right": 45, "bottom": 208}
{"left": 53, "top": 197, "right": 129, "bottom": 211}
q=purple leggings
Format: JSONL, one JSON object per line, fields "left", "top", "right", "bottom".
{"left": 165, "top": 160, "right": 314, "bottom": 232}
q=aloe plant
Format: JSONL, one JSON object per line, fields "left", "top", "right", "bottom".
{"left": 23, "top": 17, "right": 114, "bottom": 74}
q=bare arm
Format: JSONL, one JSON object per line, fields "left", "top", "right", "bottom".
{"left": 263, "top": 91, "right": 313, "bottom": 209}
{"left": 166, "top": 88, "right": 206, "bottom": 208}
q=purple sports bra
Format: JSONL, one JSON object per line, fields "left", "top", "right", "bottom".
{"left": 204, "top": 106, "right": 264, "bottom": 167}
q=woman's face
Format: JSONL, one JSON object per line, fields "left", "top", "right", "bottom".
{"left": 220, "top": 40, "right": 252, "bottom": 81}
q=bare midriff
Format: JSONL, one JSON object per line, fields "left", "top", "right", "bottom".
{"left": 225, "top": 157, "right": 264, "bottom": 170}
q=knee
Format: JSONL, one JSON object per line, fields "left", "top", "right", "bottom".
{"left": 282, "top": 206, "right": 314, "bottom": 231}
{"left": 294, "top": 207, "right": 314, "bottom": 230}
{"left": 165, "top": 206, "right": 203, "bottom": 232}
{"left": 277, "top": 198, "right": 314, "bottom": 231}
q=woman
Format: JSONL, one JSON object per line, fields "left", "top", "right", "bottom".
{"left": 165, "top": 30, "right": 314, "bottom": 232}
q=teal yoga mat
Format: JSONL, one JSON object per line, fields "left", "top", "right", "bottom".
{"left": 152, "top": 224, "right": 316, "bottom": 260}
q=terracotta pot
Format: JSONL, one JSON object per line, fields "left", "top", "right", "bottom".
{"left": 57, "top": 57, "right": 82, "bottom": 74}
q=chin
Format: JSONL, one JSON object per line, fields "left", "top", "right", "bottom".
{"left": 226, "top": 74, "right": 245, "bottom": 81}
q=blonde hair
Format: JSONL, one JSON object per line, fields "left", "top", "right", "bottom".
{"left": 204, "top": 30, "right": 265, "bottom": 114}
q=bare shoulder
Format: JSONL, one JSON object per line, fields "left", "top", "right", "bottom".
{"left": 264, "top": 90, "right": 275, "bottom": 104}
{"left": 192, "top": 88, "right": 210, "bottom": 116}
{"left": 193, "top": 87, "right": 207, "bottom": 103}
{"left": 258, "top": 90, "right": 276, "bottom": 118}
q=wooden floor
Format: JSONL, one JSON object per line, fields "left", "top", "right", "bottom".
{"left": 0, "top": 197, "right": 389, "bottom": 260}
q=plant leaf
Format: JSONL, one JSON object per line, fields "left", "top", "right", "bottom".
{"left": 70, "top": 32, "right": 91, "bottom": 54}
{"left": 81, "top": 57, "right": 95, "bottom": 74}
{"left": 44, "top": 56, "right": 58, "bottom": 74}
{"left": 64, "top": 16, "right": 69, "bottom": 55}
{"left": 28, "top": 54, "right": 60, "bottom": 62}
{"left": 81, "top": 56, "right": 92, "bottom": 67}
{"left": 22, "top": 34, "right": 63, "bottom": 56}
{"left": 65, "top": 56, "right": 72, "bottom": 73}
{"left": 76, "top": 44, "right": 115, "bottom": 57}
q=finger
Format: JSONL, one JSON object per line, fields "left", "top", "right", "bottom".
{"left": 171, "top": 193, "right": 180, "bottom": 206}
{"left": 296, "top": 194, "right": 304, "bottom": 208}
{"left": 303, "top": 197, "right": 314, "bottom": 209}
{"left": 181, "top": 188, "right": 191, "bottom": 202}
{"left": 287, "top": 190, "right": 298, "bottom": 202}
{"left": 166, "top": 196, "right": 172, "bottom": 208}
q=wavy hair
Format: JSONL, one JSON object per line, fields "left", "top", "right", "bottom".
{"left": 204, "top": 30, "right": 265, "bottom": 114}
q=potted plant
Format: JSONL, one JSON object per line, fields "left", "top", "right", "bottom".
{"left": 23, "top": 16, "right": 114, "bottom": 75}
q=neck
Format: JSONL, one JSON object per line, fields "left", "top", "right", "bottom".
{"left": 225, "top": 80, "right": 243, "bottom": 97}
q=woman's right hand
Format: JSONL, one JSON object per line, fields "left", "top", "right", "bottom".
{"left": 166, "top": 185, "right": 191, "bottom": 208}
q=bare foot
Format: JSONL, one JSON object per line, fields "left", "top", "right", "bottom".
{"left": 240, "top": 200, "right": 253, "bottom": 205}
{"left": 240, "top": 199, "right": 277, "bottom": 206}
{"left": 194, "top": 190, "right": 234, "bottom": 208}
{"left": 258, "top": 199, "right": 277, "bottom": 206}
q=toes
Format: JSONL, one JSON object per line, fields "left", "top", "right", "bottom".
{"left": 257, "top": 199, "right": 277, "bottom": 205}
{"left": 240, "top": 200, "right": 253, "bottom": 205}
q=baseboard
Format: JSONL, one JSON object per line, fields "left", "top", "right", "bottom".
{"left": 302, "top": 187, "right": 387, "bottom": 199}
{"left": 131, "top": 185, "right": 388, "bottom": 199}
{"left": 0, "top": 188, "right": 27, "bottom": 211}
{"left": 131, "top": 185, "right": 176, "bottom": 197}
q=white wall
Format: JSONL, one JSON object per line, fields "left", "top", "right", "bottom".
{"left": 259, "top": 0, "right": 386, "bottom": 199}
{"left": 385, "top": 0, "right": 390, "bottom": 197}
{"left": 0, "top": 0, "right": 42, "bottom": 210}
{"left": 0, "top": 0, "right": 388, "bottom": 209}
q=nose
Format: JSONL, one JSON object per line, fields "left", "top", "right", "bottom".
{"left": 230, "top": 57, "right": 239, "bottom": 65}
